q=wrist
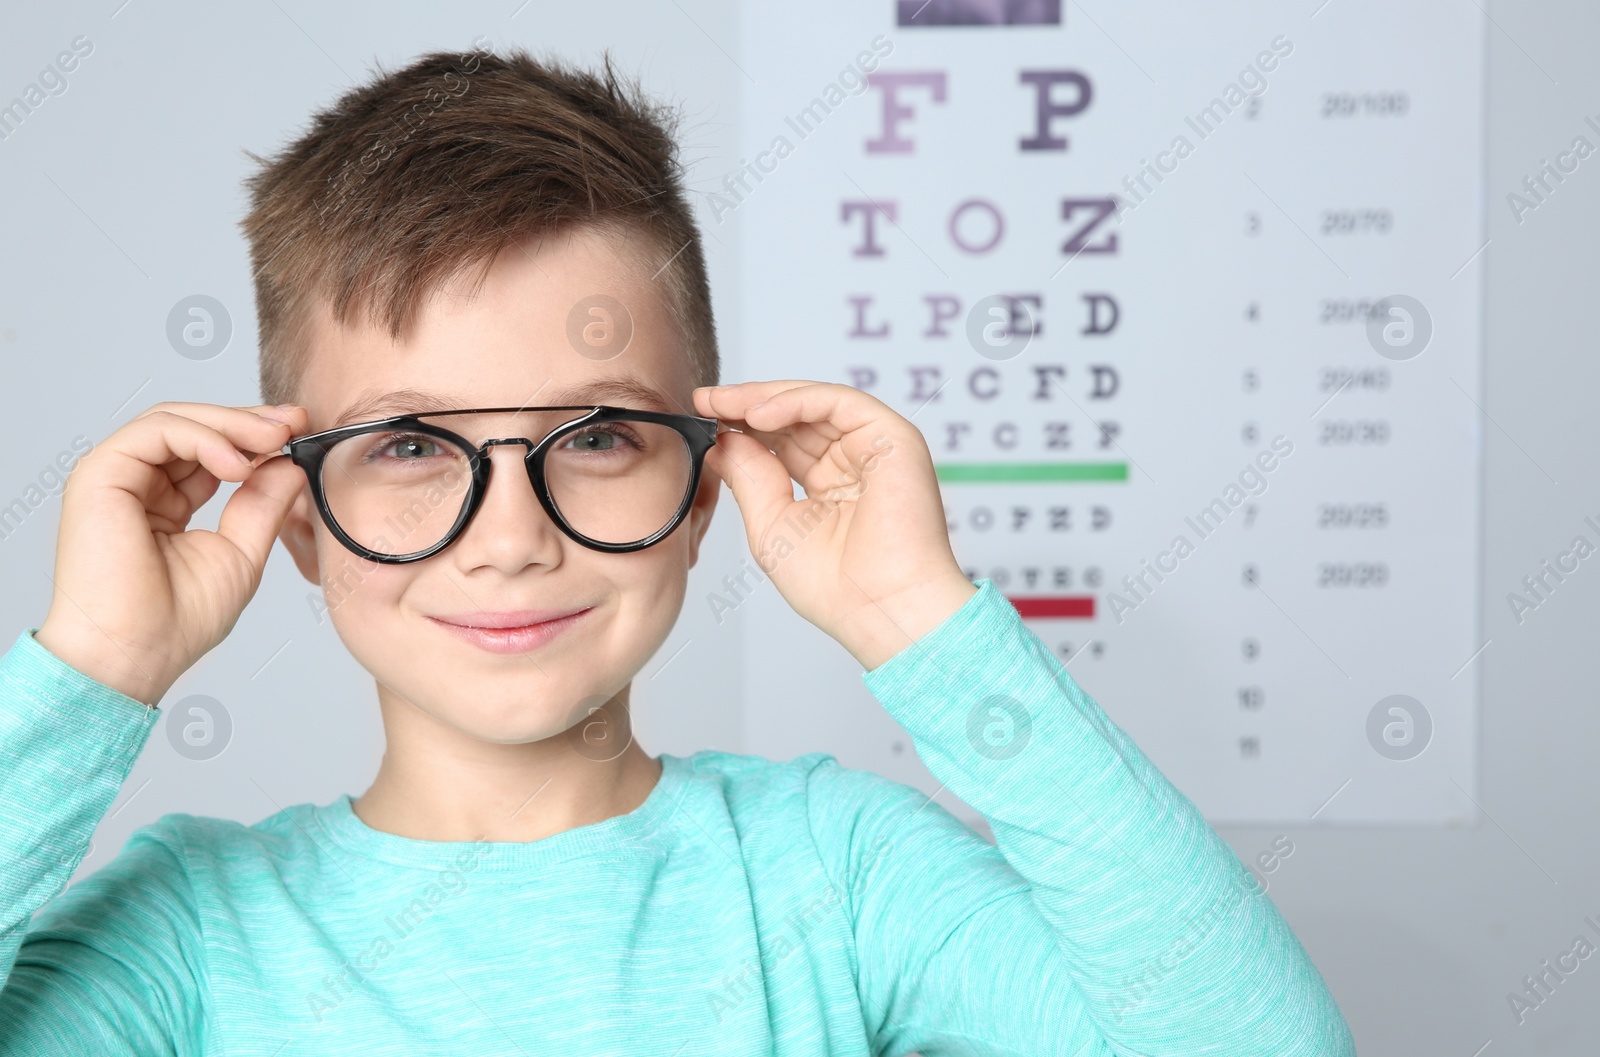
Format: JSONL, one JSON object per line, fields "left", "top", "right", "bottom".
{"left": 34, "top": 618, "right": 169, "bottom": 706}
{"left": 840, "top": 570, "right": 978, "bottom": 672}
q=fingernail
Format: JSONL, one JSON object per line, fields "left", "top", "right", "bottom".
{"left": 275, "top": 403, "right": 301, "bottom": 414}
{"left": 232, "top": 448, "right": 254, "bottom": 466}
{"left": 748, "top": 399, "right": 767, "bottom": 410}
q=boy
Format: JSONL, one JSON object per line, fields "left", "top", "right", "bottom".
{"left": 0, "top": 45, "right": 1355, "bottom": 1054}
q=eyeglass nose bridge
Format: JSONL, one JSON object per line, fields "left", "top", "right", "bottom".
{"left": 481, "top": 437, "right": 538, "bottom": 452}
{"left": 475, "top": 437, "right": 547, "bottom": 492}
{"left": 476, "top": 437, "right": 547, "bottom": 494}
{"left": 461, "top": 436, "right": 563, "bottom": 544}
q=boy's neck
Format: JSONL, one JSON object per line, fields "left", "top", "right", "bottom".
{"left": 350, "top": 690, "right": 663, "bottom": 844}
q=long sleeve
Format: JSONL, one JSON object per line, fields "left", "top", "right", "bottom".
{"left": 0, "top": 628, "right": 203, "bottom": 1054}
{"left": 806, "top": 578, "right": 1355, "bottom": 1056}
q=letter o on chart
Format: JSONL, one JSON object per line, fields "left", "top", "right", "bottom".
{"left": 949, "top": 199, "right": 1003, "bottom": 255}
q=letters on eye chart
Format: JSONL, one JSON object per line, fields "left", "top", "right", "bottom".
{"left": 840, "top": 68, "right": 1121, "bottom": 465}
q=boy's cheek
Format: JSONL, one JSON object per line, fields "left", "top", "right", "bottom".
{"left": 313, "top": 537, "right": 409, "bottom": 629}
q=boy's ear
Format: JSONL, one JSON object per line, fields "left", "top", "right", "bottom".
{"left": 684, "top": 465, "right": 721, "bottom": 569}
{"left": 277, "top": 483, "right": 322, "bottom": 586}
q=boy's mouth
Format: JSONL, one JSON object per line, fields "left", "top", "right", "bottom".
{"left": 426, "top": 606, "right": 594, "bottom": 655}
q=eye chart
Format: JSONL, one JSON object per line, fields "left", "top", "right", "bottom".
{"left": 725, "top": 2, "right": 1486, "bottom": 825}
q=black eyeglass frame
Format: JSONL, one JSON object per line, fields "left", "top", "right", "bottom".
{"left": 280, "top": 405, "right": 721, "bottom": 562}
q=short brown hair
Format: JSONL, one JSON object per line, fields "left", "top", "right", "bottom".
{"left": 239, "top": 44, "right": 718, "bottom": 408}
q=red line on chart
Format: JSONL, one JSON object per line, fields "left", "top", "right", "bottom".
{"left": 1005, "top": 595, "right": 1096, "bottom": 619}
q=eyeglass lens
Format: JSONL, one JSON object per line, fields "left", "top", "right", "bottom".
{"left": 316, "top": 410, "right": 695, "bottom": 554}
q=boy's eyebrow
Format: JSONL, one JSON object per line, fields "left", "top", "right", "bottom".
{"left": 331, "top": 388, "right": 467, "bottom": 427}
{"left": 330, "top": 379, "right": 680, "bottom": 427}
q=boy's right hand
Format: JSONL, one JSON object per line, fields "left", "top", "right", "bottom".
{"left": 33, "top": 402, "right": 310, "bottom": 706}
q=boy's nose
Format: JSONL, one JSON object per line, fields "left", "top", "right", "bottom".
{"left": 448, "top": 443, "right": 565, "bottom": 572}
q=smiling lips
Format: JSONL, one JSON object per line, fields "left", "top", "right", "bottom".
{"left": 427, "top": 606, "right": 593, "bottom": 654}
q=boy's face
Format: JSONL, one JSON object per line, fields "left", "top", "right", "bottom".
{"left": 277, "top": 224, "right": 720, "bottom": 744}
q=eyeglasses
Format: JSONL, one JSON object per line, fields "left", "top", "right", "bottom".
{"left": 281, "top": 405, "right": 720, "bottom": 562}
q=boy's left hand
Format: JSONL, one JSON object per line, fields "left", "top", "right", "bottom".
{"left": 693, "top": 380, "right": 977, "bottom": 671}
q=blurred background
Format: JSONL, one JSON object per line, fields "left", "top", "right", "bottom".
{"left": 2, "top": 1, "right": 1597, "bottom": 1052}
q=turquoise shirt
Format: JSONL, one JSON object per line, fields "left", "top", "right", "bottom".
{"left": 0, "top": 578, "right": 1354, "bottom": 1054}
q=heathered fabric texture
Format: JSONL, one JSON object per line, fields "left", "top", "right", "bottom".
{"left": 0, "top": 578, "right": 1354, "bottom": 1054}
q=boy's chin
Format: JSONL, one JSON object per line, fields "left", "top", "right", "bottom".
{"left": 431, "top": 703, "right": 580, "bottom": 746}
{"left": 429, "top": 695, "right": 625, "bottom": 753}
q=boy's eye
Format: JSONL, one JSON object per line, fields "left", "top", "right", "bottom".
{"left": 368, "top": 433, "right": 447, "bottom": 461}
{"left": 561, "top": 425, "right": 642, "bottom": 452}
{"left": 393, "top": 436, "right": 439, "bottom": 458}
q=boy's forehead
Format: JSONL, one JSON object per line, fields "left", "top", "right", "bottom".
{"left": 294, "top": 227, "right": 691, "bottom": 424}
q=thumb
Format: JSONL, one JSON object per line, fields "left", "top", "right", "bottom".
{"left": 705, "top": 430, "right": 796, "bottom": 546}
{"left": 215, "top": 455, "right": 305, "bottom": 572}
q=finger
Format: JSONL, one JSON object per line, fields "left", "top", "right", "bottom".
{"left": 159, "top": 457, "right": 204, "bottom": 486}
{"left": 720, "top": 419, "right": 836, "bottom": 461}
{"left": 737, "top": 383, "right": 883, "bottom": 435}
{"left": 740, "top": 428, "right": 825, "bottom": 488}
{"left": 731, "top": 385, "right": 904, "bottom": 476}
{"left": 703, "top": 430, "right": 799, "bottom": 538}
{"left": 141, "top": 468, "right": 222, "bottom": 534}
{"left": 697, "top": 384, "right": 847, "bottom": 460}
{"left": 692, "top": 380, "right": 818, "bottom": 423}
{"left": 132, "top": 401, "right": 310, "bottom": 457}
{"left": 161, "top": 451, "right": 215, "bottom": 486}
{"left": 718, "top": 422, "right": 841, "bottom": 464}
{"left": 147, "top": 403, "right": 305, "bottom": 485}
{"left": 716, "top": 425, "right": 871, "bottom": 502}
{"left": 701, "top": 385, "right": 897, "bottom": 490}
{"left": 215, "top": 455, "right": 305, "bottom": 572}
{"left": 100, "top": 407, "right": 299, "bottom": 493}
{"left": 169, "top": 464, "right": 223, "bottom": 512}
